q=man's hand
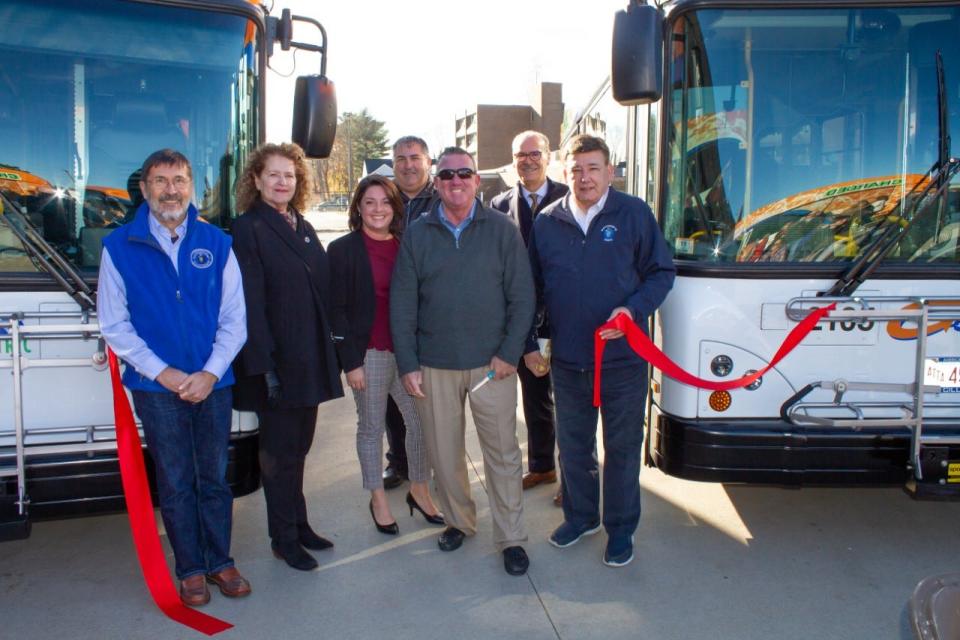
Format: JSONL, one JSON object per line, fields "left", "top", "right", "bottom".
{"left": 178, "top": 371, "right": 218, "bottom": 404}
{"left": 156, "top": 367, "right": 189, "bottom": 394}
{"left": 490, "top": 356, "right": 517, "bottom": 381}
{"left": 523, "top": 351, "right": 550, "bottom": 378}
{"left": 346, "top": 366, "right": 366, "bottom": 392}
{"left": 401, "top": 371, "right": 426, "bottom": 398}
{"left": 599, "top": 306, "right": 633, "bottom": 341}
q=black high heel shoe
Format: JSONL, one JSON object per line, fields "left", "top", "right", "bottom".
{"left": 369, "top": 499, "right": 399, "bottom": 535}
{"left": 406, "top": 492, "right": 445, "bottom": 526}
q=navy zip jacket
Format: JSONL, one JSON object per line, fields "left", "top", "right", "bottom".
{"left": 528, "top": 188, "right": 676, "bottom": 371}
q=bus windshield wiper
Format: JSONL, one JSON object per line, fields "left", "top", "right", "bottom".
{"left": 823, "top": 51, "right": 958, "bottom": 298}
{"left": 0, "top": 191, "right": 96, "bottom": 313}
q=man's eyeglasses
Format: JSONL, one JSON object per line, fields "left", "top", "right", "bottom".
{"left": 513, "top": 150, "right": 543, "bottom": 161}
{"left": 149, "top": 176, "right": 190, "bottom": 189}
{"left": 437, "top": 168, "right": 476, "bottom": 181}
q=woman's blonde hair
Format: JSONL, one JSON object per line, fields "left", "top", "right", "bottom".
{"left": 235, "top": 142, "right": 314, "bottom": 213}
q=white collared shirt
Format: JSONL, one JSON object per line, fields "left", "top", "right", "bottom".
{"left": 569, "top": 188, "right": 610, "bottom": 234}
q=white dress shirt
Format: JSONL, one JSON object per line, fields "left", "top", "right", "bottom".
{"left": 569, "top": 188, "right": 611, "bottom": 235}
{"left": 97, "top": 212, "right": 246, "bottom": 382}
{"left": 519, "top": 181, "right": 549, "bottom": 210}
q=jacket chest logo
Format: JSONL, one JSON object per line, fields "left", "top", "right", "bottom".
{"left": 600, "top": 225, "right": 617, "bottom": 242}
{"left": 190, "top": 248, "right": 215, "bottom": 269}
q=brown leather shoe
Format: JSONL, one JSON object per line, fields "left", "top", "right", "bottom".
{"left": 180, "top": 574, "right": 211, "bottom": 607}
{"left": 522, "top": 469, "right": 557, "bottom": 490}
{"left": 553, "top": 484, "right": 563, "bottom": 508}
{"left": 206, "top": 566, "right": 252, "bottom": 598}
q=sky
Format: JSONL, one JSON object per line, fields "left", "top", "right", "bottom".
{"left": 264, "top": 0, "right": 628, "bottom": 153}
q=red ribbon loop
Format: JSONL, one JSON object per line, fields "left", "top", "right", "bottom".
{"left": 592, "top": 303, "right": 837, "bottom": 406}
{"left": 107, "top": 350, "right": 233, "bottom": 635}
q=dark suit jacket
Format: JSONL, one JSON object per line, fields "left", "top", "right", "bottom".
{"left": 231, "top": 200, "right": 343, "bottom": 411}
{"left": 327, "top": 229, "right": 378, "bottom": 373}
{"left": 489, "top": 178, "right": 569, "bottom": 245}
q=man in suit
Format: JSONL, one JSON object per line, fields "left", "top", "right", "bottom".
{"left": 391, "top": 147, "right": 535, "bottom": 576}
{"left": 98, "top": 149, "right": 250, "bottom": 606}
{"left": 380, "top": 135, "right": 438, "bottom": 490}
{"left": 490, "top": 131, "right": 567, "bottom": 505}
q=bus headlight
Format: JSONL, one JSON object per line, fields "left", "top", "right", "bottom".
{"left": 744, "top": 370, "right": 762, "bottom": 390}
{"left": 711, "top": 355, "right": 734, "bottom": 377}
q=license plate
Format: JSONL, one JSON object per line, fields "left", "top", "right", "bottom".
{"left": 924, "top": 357, "right": 960, "bottom": 393}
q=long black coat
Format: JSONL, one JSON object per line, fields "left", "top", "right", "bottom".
{"left": 231, "top": 200, "right": 343, "bottom": 411}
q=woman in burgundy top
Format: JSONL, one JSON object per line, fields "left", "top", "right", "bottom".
{"left": 328, "top": 175, "right": 442, "bottom": 534}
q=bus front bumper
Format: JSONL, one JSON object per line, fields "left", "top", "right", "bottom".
{"left": 651, "top": 414, "right": 960, "bottom": 486}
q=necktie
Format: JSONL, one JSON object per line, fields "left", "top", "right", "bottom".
{"left": 529, "top": 193, "right": 539, "bottom": 212}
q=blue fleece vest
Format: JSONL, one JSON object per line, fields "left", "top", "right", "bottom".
{"left": 103, "top": 204, "right": 235, "bottom": 392}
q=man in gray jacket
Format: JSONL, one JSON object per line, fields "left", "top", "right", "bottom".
{"left": 390, "top": 147, "right": 535, "bottom": 576}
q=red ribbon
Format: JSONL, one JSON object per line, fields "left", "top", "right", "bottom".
{"left": 592, "top": 303, "right": 837, "bottom": 406}
{"left": 107, "top": 350, "right": 233, "bottom": 635}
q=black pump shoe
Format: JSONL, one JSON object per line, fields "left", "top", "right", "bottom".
{"left": 405, "top": 492, "right": 445, "bottom": 526}
{"left": 271, "top": 539, "right": 319, "bottom": 571}
{"left": 369, "top": 500, "right": 399, "bottom": 535}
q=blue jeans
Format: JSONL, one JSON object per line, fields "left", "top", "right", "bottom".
{"left": 132, "top": 387, "right": 235, "bottom": 580}
{"left": 551, "top": 363, "right": 647, "bottom": 540}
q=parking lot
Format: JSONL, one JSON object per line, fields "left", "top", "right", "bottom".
{"left": 2, "top": 380, "right": 958, "bottom": 640}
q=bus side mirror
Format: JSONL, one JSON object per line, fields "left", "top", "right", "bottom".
{"left": 292, "top": 75, "right": 337, "bottom": 159}
{"left": 611, "top": 3, "right": 664, "bottom": 105}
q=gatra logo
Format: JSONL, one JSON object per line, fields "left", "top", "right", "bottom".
{"left": 190, "top": 248, "right": 215, "bottom": 269}
{"left": 600, "top": 224, "right": 617, "bottom": 242}
{"left": 887, "top": 300, "right": 960, "bottom": 340}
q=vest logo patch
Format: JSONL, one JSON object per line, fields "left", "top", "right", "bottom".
{"left": 601, "top": 225, "right": 617, "bottom": 242}
{"left": 190, "top": 248, "right": 214, "bottom": 269}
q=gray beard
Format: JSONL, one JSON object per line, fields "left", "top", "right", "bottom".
{"left": 154, "top": 206, "right": 187, "bottom": 224}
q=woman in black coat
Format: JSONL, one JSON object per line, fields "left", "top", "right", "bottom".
{"left": 328, "top": 175, "right": 442, "bottom": 534}
{"left": 231, "top": 142, "right": 343, "bottom": 571}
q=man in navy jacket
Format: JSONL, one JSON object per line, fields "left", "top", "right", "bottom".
{"left": 528, "top": 135, "right": 675, "bottom": 567}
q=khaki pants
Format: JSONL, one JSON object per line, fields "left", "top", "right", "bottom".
{"left": 415, "top": 366, "right": 526, "bottom": 550}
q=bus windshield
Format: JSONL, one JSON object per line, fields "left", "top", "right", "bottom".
{"left": 0, "top": 0, "right": 259, "bottom": 274}
{"left": 665, "top": 6, "right": 960, "bottom": 265}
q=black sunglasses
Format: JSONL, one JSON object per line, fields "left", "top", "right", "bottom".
{"left": 437, "top": 168, "right": 476, "bottom": 181}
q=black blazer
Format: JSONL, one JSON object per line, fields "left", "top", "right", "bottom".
{"left": 231, "top": 200, "right": 343, "bottom": 411}
{"left": 489, "top": 178, "right": 569, "bottom": 245}
{"left": 327, "top": 229, "right": 377, "bottom": 373}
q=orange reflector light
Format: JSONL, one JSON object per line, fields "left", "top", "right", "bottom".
{"left": 709, "top": 390, "right": 732, "bottom": 412}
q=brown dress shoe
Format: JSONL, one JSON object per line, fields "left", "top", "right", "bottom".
{"left": 522, "top": 469, "right": 557, "bottom": 490}
{"left": 180, "top": 574, "right": 211, "bottom": 607}
{"left": 206, "top": 566, "right": 252, "bottom": 598}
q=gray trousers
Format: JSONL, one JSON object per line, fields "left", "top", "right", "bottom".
{"left": 351, "top": 349, "right": 429, "bottom": 490}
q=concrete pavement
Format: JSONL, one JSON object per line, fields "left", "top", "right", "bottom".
{"left": 2, "top": 383, "right": 959, "bottom": 639}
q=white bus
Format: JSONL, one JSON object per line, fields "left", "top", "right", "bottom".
{"left": 576, "top": 0, "right": 960, "bottom": 496}
{"left": 0, "top": 0, "right": 337, "bottom": 539}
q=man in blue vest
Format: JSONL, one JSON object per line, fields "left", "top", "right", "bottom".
{"left": 98, "top": 149, "right": 250, "bottom": 606}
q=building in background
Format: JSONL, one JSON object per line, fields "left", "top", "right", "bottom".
{"left": 455, "top": 82, "right": 563, "bottom": 172}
